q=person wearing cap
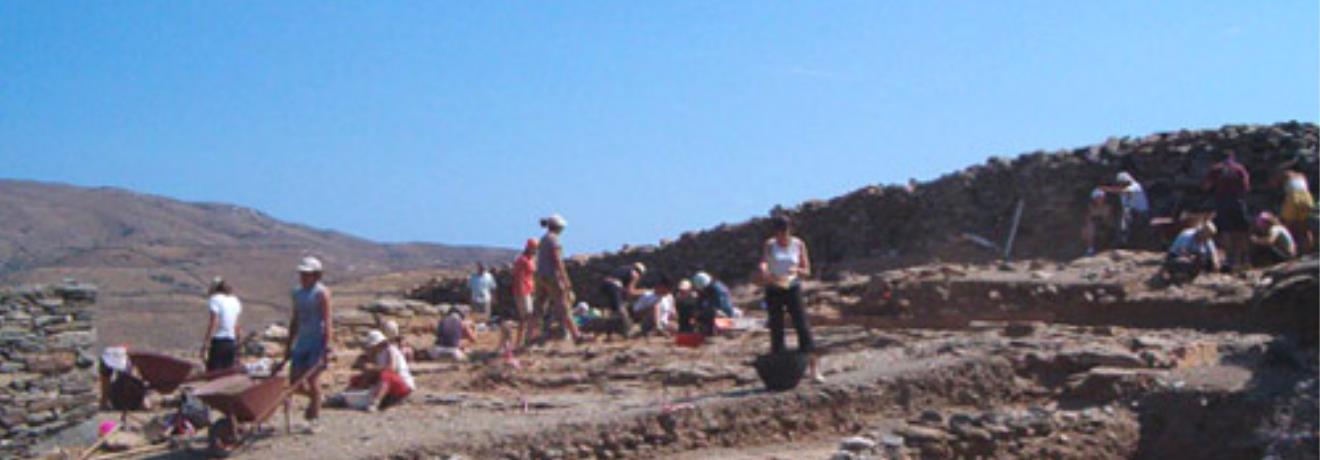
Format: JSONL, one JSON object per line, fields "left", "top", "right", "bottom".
{"left": 1081, "top": 187, "right": 1112, "bottom": 256}
{"left": 599, "top": 261, "right": 647, "bottom": 339}
{"left": 432, "top": 305, "right": 477, "bottom": 361}
{"left": 200, "top": 277, "right": 242, "bottom": 371}
{"left": 692, "top": 272, "right": 734, "bottom": 334}
{"left": 512, "top": 238, "right": 539, "bottom": 350}
{"left": 1250, "top": 212, "right": 1297, "bottom": 265}
{"left": 348, "top": 330, "right": 415, "bottom": 412}
{"left": 533, "top": 214, "right": 583, "bottom": 343}
{"left": 1100, "top": 171, "right": 1150, "bottom": 247}
{"left": 1203, "top": 150, "right": 1252, "bottom": 270}
{"left": 468, "top": 263, "right": 497, "bottom": 316}
{"left": 1164, "top": 222, "right": 1221, "bottom": 283}
{"left": 285, "top": 256, "right": 333, "bottom": 430}
{"left": 759, "top": 215, "right": 823, "bottom": 383}
{"left": 382, "top": 320, "right": 414, "bottom": 362}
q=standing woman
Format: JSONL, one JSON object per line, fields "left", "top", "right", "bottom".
{"left": 285, "top": 256, "right": 333, "bottom": 432}
{"left": 759, "top": 216, "right": 823, "bottom": 383}
{"left": 200, "top": 277, "right": 242, "bottom": 371}
{"left": 533, "top": 214, "right": 582, "bottom": 344}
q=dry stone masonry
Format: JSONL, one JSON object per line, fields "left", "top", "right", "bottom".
{"left": 0, "top": 282, "right": 99, "bottom": 457}
{"left": 409, "top": 122, "right": 1318, "bottom": 312}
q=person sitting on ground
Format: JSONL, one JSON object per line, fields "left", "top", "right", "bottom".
{"left": 432, "top": 305, "right": 477, "bottom": 361}
{"left": 347, "top": 330, "right": 415, "bottom": 412}
{"left": 1082, "top": 188, "right": 1111, "bottom": 256}
{"left": 1100, "top": 171, "right": 1150, "bottom": 247}
{"left": 1250, "top": 212, "right": 1297, "bottom": 266}
{"left": 1164, "top": 223, "right": 1221, "bottom": 284}
{"left": 382, "top": 320, "right": 413, "bottom": 362}
{"left": 632, "top": 275, "right": 676, "bottom": 337}
{"left": 200, "top": 277, "right": 242, "bottom": 372}
{"left": 599, "top": 262, "right": 647, "bottom": 339}
{"left": 468, "top": 263, "right": 497, "bottom": 316}
{"left": 1276, "top": 163, "right": 1316, "bottom": 253}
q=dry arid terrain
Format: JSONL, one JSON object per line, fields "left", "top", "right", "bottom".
{"left": 0, "top": 179, "right": 514, "bottom": 350}
{"left": 17, "top": 123, "right": 1320, "bottom": 459}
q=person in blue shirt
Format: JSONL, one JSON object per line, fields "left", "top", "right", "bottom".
{"left": 1164, "top": 223, "right": 1220, "bottom": 283}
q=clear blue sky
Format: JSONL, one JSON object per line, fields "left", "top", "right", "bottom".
{"left": 2, "top": 2, "right": 1316, "bottom": 254}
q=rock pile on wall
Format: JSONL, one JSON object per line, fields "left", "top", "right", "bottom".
{"left": 0, "top": 283, "right": 99, "bottom": 457}
{"left": 409, "top": 122, "right": 1318, "bottom": 312}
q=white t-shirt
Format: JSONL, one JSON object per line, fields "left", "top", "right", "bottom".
{"left": 632, "top": 291, "right": 675, "bottom": 328}
{"left": 380, "top": 343, "right": 414, "bottom": 388}
{"left": 208, "top": 294, "right": 242, "bottom": 340}
{"left": 766, "top": 238, "right": 805, "bottom": 280}
{"left": 469, "top": 272, "right": 497, "bottom": 304}
{"left": 377, "top": 344, "right": 415, "bottom": 390}
{"left": 1120, "top": 183, "right": 1150, "bottom": 213}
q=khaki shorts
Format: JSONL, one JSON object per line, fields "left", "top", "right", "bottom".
{"left": 534, "top": 276, "right": 567, "bottom": 313}
{"left": 515, "top": 295, "right": 534, "bottom": 320}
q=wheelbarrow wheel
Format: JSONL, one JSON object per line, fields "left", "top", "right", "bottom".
{"left": 207, "top": 418, "right": 239, "bottom": 457}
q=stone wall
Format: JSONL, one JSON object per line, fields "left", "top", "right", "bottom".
{"left": 0, "top": 282, "right": 99, "bottom": 457}
{"left": 409, "top": 122, "right": 1319, "bottom": 313}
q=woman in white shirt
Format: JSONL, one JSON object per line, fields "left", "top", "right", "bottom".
{"left": 200, "top": 278, "right": 242, "bottom": 371}
{"left": 759, "top": 216, "right": 822, "bottom": 382}
{"left": 353, "top": 330, "right": 415, "bottom": 411}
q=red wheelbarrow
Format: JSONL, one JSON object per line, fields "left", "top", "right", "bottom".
{"left": 107, "top": 351, "right": 244, "bottom": 416}
{"left": 192, "top": 359, "right": 326, "bottom": 456}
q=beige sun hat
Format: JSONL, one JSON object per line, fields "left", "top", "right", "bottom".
{"left": 365, "top": 330, "right": 387, "bottom": 348}
{"left": 297, "top": 256, "right": 323, "bottom": 273}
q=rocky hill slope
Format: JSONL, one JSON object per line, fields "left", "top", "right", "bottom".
{"left": 410, "top": 121, "right": 1318, "bottom": 310}
{"left": 0, "top": 179, "right": 514, "bottom": 349}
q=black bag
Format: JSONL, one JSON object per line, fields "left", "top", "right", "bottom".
{"left": 753, "top": 352, "right": 808, "bottom": 392}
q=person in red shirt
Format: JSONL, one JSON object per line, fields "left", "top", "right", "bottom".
{"left": 1202, "top": 150, "right": 1252, "bottom": 270}
{"left": 512, "top": 238, "right": 538, "bottom": 350}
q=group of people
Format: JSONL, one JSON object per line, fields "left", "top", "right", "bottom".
{"left": 1082, "top": 150, "right": 1314, "bottom": 282}
{"left": 465, "top": 213, "right": 823, "bottom": 381}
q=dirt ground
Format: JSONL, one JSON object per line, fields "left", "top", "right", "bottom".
{"left": 48, "top": 252, "right": 1319, "bottom": 460}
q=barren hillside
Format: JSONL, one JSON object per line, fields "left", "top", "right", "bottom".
{"left": 0, "top": 179, "right": 515, "bottom": 349}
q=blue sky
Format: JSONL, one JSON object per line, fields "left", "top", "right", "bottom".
{"left": 2, "top": 1, "right": 1316, "bottom": 254}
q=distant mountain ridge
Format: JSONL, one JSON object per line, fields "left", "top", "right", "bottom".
{"left": 0, "top": 179, "right": 515, "bottom": 349}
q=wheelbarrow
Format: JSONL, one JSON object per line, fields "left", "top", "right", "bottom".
{"left": 192, "top": 358, "right": 326, "bottom": 456}
{"left": 107, "top": 351, "right": 244, "bottom": 417}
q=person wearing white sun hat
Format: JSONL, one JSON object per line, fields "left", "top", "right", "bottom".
{"left": 533, "top": 214, "right": 583, "bottom": 344}
{"left": 286, "top": 256, "right": 333, "bottom": 431}
{"left": 346, "top": 329, "right": 414, "bottom": 412}
{"left": 1100, "top": 171, "right": 1150, "bottom": 247}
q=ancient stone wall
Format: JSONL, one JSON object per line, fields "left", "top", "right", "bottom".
{"left": 410, "top": 122, "right": 1318, "bottom": 312}
{"left": 0, "top": 282, "right": 99, "bottom": 457}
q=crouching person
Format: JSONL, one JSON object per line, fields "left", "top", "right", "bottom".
{"left": 346, "top": 330, "right": 415, "bottom": 412}
{"left": 1164, "top": 223, "right": 1220, "bottom": 284}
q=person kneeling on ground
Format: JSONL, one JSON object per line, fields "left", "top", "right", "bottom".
{"left": 347, "top": 330, "right": 415, "bottom": 412}
{"left": 1164, "top": 223, "right": 1220, "bottom": 284}
{"left": 431, "top": 305, "right": 476, "bottom": 361}
{"left": 1250, "top": 212, "right": 1297, "bottom": 266}
{"left": 674, "top": 279, "right": 704, "bottom": 334}
{"left": 693, "top": 271, "right": 736, "bottom": 335}
{"left": 632, "top": 276, "right": 676, "bottom": 337}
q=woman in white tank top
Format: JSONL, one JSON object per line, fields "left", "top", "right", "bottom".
{"left": 758, "top": 216, "right": 823, "bottom": 383}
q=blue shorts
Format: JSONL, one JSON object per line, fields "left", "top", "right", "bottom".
{"left": 290, "top": 340, "right": 325, "bottom": 377}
